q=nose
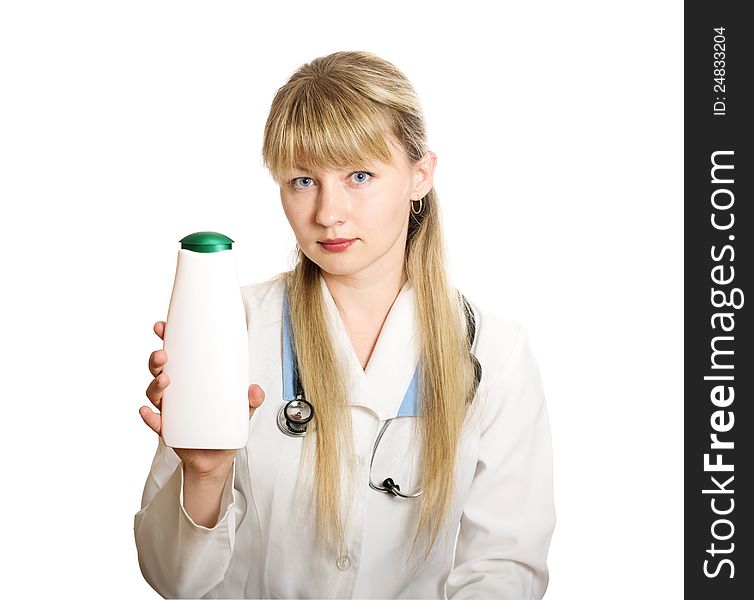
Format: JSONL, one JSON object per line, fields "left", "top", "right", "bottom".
{"left": 315, "top": 179, "right": 349, "bottom": 227}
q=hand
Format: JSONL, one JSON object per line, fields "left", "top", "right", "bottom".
{"left": 140, "top": 320, "right": 265, "bottom": 480}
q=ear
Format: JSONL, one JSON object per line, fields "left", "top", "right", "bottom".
{"left": 411, "top": 150, "right": 437, "bottom": 199}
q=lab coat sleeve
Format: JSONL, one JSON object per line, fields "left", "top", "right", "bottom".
{"left": 133, "top": 436, "right": 244, "bottom": 598}
{"left": 446, "top": 325, "right": 556, "bottom": 599}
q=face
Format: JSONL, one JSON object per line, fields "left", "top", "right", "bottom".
{"left": 278, "top": 139, "right": 436, "bottom": 281}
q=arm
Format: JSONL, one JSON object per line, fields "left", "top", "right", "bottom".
{"left": 133, "top": 437, "right": 245, "bottom": 598}
{"left": 446, "top": 326, "right": 556, "bottom": 599}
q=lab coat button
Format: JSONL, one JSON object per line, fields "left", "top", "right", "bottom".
{"left": 336, "top": 554, "right": 350, "bottom": 571}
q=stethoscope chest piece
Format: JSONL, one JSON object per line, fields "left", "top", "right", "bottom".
{"left": 277, "top": 398, "right": 315, "bottom": 437}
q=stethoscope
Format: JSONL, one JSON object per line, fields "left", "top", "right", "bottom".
{"left": 277, "top": 285, "right": 482, "bottom": 499}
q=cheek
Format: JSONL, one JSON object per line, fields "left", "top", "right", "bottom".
{"left": 361, "top": 192, "right": 408, "bottom": 230}
{"left": 281, "top": 200, "right": 310, "bottom": 229}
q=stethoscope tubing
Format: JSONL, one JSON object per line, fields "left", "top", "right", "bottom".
{"left": 368, "top": 419, "right": 423, "bottom": 498}
{"left": 278, "top": 288, "right": 481, "bottom": 499}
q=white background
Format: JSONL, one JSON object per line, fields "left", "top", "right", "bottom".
{"left": 0, "top": 1, "right": 683, "bottom": 598}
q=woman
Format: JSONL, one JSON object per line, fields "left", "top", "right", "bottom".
{"left": 135, "top": 50, "right": 555, "bottom": 599}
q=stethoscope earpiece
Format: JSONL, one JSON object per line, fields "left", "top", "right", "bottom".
{"left": 382, "top": 477, "right": 399, "bottom": 493}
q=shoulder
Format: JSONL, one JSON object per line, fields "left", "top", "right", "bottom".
{"left": 467, "top": 298, "right": 526, "bottom": 382}
{"left": 240, "top": 273, "right": 288, "bottom": 325}
{"left": 458, "top": 298, "right": 540, "bottom": 406}
{"left": 462, "top": 297, "right": 547, "bottom": 438}
{"left": 241, "top": 272, "right": 286, "bottom": 304}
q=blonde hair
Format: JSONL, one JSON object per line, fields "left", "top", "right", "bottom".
{"left": 262, "top": 51, "right": 478, "bottom": 562}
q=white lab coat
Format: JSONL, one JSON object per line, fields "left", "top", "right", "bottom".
{"left": 134, "top": 273, "right": 555, "bottom": 599}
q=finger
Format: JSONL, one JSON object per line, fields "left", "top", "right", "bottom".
{"left": 139, "top": 406, "right": 162, "bottom": 436}
{"left": 148, "top": 349, "right": 168, "bottom": 377}
{"left": 145, "top": 372, "right": 170, "bottom": 408}
{"left": 248, "top": 384, "right": 266, "bottom": 419}
{"left": 154, "top": 321, "right": 166, "bottom": 341}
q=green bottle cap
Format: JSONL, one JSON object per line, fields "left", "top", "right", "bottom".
{"left": 179, "top": 231, "right": 234, "bottom": 253}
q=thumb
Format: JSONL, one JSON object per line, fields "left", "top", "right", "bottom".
{"left": 139, "top": 406, "right": 162, "bottom": 437}
{"left": 248, "top": 384, "right": 266, "bottom": 419}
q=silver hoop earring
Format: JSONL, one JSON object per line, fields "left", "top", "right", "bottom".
{"left": 410, "top": 196, "right": 424, "bottom": 215}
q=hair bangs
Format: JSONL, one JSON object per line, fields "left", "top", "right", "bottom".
{"left": 264, "top": 82, "right": 395, "bottom": 183}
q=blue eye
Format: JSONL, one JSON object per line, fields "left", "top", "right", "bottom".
{"left": 351, "top": 171, "right": 373, "bottom": 184}
{"left": 291, "top": 177, "right": 314, "bottom": 189}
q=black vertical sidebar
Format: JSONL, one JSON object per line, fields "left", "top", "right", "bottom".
{"left": 685, "top": 3, "right": 752, "bottom": 599}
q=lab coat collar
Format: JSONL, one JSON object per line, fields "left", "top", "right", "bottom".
{"left": 318, "top": 273, "right": 421, "bottom": 420}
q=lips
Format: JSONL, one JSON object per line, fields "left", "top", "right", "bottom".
{"left": 318, "top": 238, "right": 357, "bottom": 252}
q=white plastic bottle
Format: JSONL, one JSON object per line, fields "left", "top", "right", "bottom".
{"left": 161, "top": 231, "right": 249, "bottom": 449}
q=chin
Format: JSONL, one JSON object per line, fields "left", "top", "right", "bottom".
{"left": 317, "top": 256, "right": 369, "bottom": 277}
{"left": 316, "top": 262, "right": 357, "bottom": 276}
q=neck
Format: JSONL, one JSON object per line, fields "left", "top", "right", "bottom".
{"left": 320, "top": 265, "right": 408, "bottom": 323}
